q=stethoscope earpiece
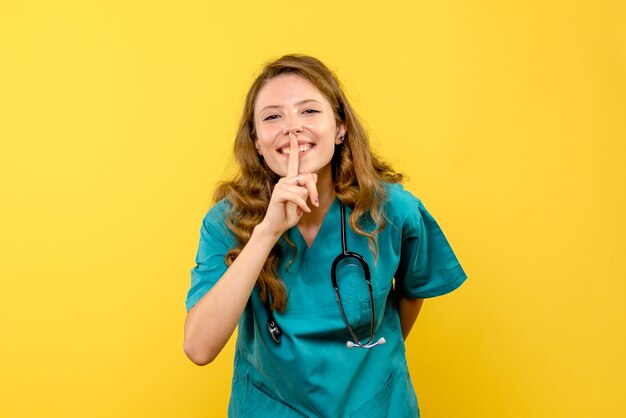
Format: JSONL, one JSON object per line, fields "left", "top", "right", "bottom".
{"left": 346, "top": 337, "right": 386, "bottom": 349}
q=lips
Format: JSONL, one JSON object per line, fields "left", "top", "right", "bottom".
{"left": 278, "top": 143, "right": 314, "bottom": 155}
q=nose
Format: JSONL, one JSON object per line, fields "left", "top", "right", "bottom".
{"left": 282, "top": 114, "right": 303, "bottom": 135}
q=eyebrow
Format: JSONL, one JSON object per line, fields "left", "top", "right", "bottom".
{"left": 258, "top": 99, "right": 323, "bottom": 113}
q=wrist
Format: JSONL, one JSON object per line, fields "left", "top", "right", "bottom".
{"left": 253, "top": 221, "right": 283, "bottom": 244}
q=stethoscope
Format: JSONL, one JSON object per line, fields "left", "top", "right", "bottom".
{"left": 265, "top": 203, "right": 386, "bottom": 349}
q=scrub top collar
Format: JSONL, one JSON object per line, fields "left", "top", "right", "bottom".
{"left": 285, "top": 196, "right": 341, "bottom": 251}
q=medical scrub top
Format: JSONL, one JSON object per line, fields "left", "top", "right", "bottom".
{"left": 186, "top": 183, "right": 467, "bottom": 417}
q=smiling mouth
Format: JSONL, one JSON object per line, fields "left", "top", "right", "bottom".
{"left": 278, "top": 143, "right": 314, "bottom": 155}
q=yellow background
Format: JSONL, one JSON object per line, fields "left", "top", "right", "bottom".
{"left": 1, "top": 1, "right": 625, "bottom": 417}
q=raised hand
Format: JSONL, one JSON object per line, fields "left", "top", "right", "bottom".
{"left": 259, "top": 133, "right": 319, "bottom": 237}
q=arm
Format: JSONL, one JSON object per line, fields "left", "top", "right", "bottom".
{"left": 396, "top": 295, "right": 424, "bottom": 340}
{"left": 183, "top": 223, "right": 281, "bottom": 366}
{"left": 184, "top": 133, "right": 317, "bottom": 366}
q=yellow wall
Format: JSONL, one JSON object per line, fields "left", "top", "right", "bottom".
{"left": 1, "top": 1, "right": 624, "bottom": 417}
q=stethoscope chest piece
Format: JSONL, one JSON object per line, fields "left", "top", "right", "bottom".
{"left": 267, "top": 318, "right": 282, "bottom": 344}
{"left": 265, "top": 303, "right": 282, "bottom": 344}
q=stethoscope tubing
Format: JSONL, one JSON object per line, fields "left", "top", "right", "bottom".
{"left": 330, "top": 203, "right": 378, "bottom": 348}
{"left": 265, "top": 202, "right": 383, "bottom": 349}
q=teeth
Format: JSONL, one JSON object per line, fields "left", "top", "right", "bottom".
{"left": 280, "top": 144, "right": 313, "bottom": 154}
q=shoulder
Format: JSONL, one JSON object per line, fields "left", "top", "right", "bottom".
{"left": 383, "top": 182, "right": 420, "bottom": 202}
{"left": 199, "top": 198, "right": 236, "bottom": 244}
{"left": 382, "top": 182, "right": 423, "bottom": 216}
{"left": 375, "top": 182, "right": 425, "bottom": 236}
{"left": 202, "top": 198, "right": 232, "bottom": 224}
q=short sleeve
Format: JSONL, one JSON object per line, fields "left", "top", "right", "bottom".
{"left": 394, "top": 198, "right": 467, "bottom": 299}
{"left": 185, "top": 200, "right": 236, "bottom": 312}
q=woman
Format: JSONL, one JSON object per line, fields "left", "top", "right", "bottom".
{"left": 184, "top": 54, "right": 466, "bottom": 417}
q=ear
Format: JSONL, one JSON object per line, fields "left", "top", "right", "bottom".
{"left": 254, "top": 138, "right": 263, "bottom": 156}
{"left": 335, "top": 123, "right": 347, "bottom": 144}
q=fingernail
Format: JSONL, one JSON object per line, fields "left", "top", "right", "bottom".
{"left": 314, "top": 198, "right": 319, "bottom": 205}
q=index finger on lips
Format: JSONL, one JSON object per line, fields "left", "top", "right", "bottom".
{"left": 287, "top": 133, "right": 299, "bottom": 178}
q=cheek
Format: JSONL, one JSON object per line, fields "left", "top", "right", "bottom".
{"left": 252, "top": 129, "right": 275, "bottom": 159}
{"left": 255, "top": 125, "right": 279, "bottom": 147}
{"left": 255, "top": 136, "right": 273, "bottom": 153}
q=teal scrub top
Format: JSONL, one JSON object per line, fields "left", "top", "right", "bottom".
{"left": 186, "top": 183, "right": 467, "bottom": 417}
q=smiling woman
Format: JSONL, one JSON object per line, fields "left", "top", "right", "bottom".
{"left": 183, "top": 54, "right": 467, "bottom": 417}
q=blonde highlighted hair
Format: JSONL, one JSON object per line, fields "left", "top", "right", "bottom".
{"left": 214, "top": 54, "right": 403, "bottom": 311}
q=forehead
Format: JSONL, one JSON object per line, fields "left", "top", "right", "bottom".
{"left": 254, "top": 73, "right": 329, "bottom": 112}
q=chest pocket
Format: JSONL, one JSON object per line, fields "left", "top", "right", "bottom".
{"left": 347, "top": 262, "right": 394, "bottom": 339}
{"left": 334, "top": 259, "right": 370, "bottom": 327}
{"left": 281, "top": 256, "right": 368, "bottom": 317}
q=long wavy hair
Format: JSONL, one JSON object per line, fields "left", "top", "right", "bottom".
{"left": 214, "top": 54, "right": 403, "bottom": 311}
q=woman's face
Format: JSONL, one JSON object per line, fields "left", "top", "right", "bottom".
{"left": 253, "top": 73, "right": 346, "bottom": 178}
